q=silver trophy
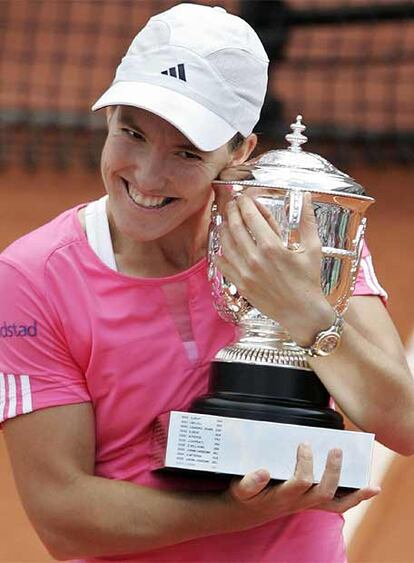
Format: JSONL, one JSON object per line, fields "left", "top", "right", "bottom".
{"left": 153, "top": 116, "right": 375, "bottom": 490}
{"left": 191, "top": 115, "right": 374, "bottom": 430}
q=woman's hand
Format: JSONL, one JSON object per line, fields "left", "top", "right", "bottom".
{"left": 221, "top": 444, "right": 380, "bottom": 531}
{"left": 215, "top": 192, "right": 334, "bottom": 346}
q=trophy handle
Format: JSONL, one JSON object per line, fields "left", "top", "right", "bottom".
{"left": 282, "top": 189, "right": 304, "bottom": 251}
{"left": 328, "top": 218, "right": 367, "bottom": 314}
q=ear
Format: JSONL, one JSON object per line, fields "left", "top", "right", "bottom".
{"left": 229, "top": 134, "right": 258, "bottom": 166}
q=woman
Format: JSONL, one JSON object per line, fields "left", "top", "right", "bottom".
{"left": 1, "top": 4, "right": 413, "bottom": 562}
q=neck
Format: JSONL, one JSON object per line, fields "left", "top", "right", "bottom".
{"left": 108, "top": 207, "right": 211, "bottom": 278}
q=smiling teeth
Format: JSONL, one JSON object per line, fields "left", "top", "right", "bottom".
{"left": 129, "top": 188, "right": 168, "bottom": 208}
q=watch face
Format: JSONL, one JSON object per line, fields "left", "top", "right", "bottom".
{"left": 316, "top": 333, "right": 340, "bottom": 356}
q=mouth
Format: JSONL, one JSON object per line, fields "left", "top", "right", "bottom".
{"left": 122, "top": 179, "right": 177, "bottom": 209}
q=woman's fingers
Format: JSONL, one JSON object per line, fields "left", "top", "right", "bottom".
{"left": 229, "top": 469, "right": 271, "bottom": 502}
{"left": 314, "top": 448, "right": 343, "bottom": 497}
{"left": 224, "top": 192, "right": 320, "bottom": 257}
{"left": 254, "top": 198, "right": 282, "bottom": 237}
{"left": 280, "top": 445, "right": 341, "bottom": 507}
{"left": 319, "top": 486, "right": 381, "bottom": 513}
{"left": 235, "top": 195, "right": 284, "bottom": 249}
{"left": 223, "top": 193, "right": 319, "bottom": 262}
{"left": 301, "top": 448, "right": 343, "bottom": 507}
{"left": 275, "top": 443, "right": 315, "bottom": 500}
{"left": 225, "top": 444, "right": 377, "bottom": 528}
{"left": 226, "top": 199, "right": 257, "bottom": 254}
{"left": 292, "top": 443, "right": 314, "bottom": 490}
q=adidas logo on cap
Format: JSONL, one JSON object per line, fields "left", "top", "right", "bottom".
{"left": 161, "top": 63, "right": 186, "bottom": 82}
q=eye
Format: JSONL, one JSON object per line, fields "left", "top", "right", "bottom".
{"left": 177, "top": 150, "right": 202, "bottom": 161}
{"left": 121, "top": 128, "right": 145, "bottom": 141}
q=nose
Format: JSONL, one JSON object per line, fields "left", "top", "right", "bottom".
{"left": 132, "top": 152, "right": 168, "bottom": 195}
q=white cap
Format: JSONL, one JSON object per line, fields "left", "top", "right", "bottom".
{"left": 92, "top": 3, "right": 269, "bottom": 151}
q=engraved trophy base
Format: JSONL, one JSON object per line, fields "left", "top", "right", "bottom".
{"left": 152, "top": 411, "right": 374, "bottom": 493}
{"left": 152, "top": 361, "right": 374, "bottom": 493}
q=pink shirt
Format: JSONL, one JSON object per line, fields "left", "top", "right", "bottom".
{"left": 0, "top": 205, "right": 386, "bottom": 562}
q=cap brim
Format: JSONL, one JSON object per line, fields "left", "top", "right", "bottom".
{"left": 91, "top": 81, "right": 237, "bottom": 152}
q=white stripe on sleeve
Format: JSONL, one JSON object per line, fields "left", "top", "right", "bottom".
{"left": 0, "top": 373, "right": 5, "bottom": 422}
{"left": 20, "top": 375, "right": 33, "bottom": 415}
{"left": 7, "top": 374, "right": 17, "bottom": 418}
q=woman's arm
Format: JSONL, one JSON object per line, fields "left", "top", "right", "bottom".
{"left": 217, "top": 194, "right": 414, "bottom": 455}
{"left": 3, "top": 402, "right": 378, "bottom": 560}
{"left": 309, "top": 296, "right": 414, "bottom": 454}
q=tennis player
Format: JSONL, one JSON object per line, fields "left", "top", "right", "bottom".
{"left": 1, "top": 4, "right": 413, "bottom": 562}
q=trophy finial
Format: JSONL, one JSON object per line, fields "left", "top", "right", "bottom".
{"left": 285, "top": 114, "right": 308, "bottom": 152}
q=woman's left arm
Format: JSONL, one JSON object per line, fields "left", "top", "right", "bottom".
{"left": 309, "top": 295, "right": 414, "bottom": 455}
{"left": 217, "top": 193, "right": 414, "bottom": 456}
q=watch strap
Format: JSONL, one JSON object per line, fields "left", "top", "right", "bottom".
{"left": 301, "top": 309, "right": 344, "bottom": 357}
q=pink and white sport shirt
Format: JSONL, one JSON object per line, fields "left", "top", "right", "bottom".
{"left": 0, "top": 202, "right": 386, "bottom": 562}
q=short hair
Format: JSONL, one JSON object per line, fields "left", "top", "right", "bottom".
{"left": 228, "top": 132, "right": 245, "bottom": 151}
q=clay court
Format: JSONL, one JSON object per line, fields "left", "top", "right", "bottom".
{"left": 1, "top": 1, "right": 414, "bottom": 561}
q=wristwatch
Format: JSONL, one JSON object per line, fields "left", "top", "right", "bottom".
{"left": 301, "top": 309, "right": 344, "bottom": 357}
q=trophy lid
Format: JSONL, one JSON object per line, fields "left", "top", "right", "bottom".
{"left": 215, "top": 115, "right": 366, "bottom": 195}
